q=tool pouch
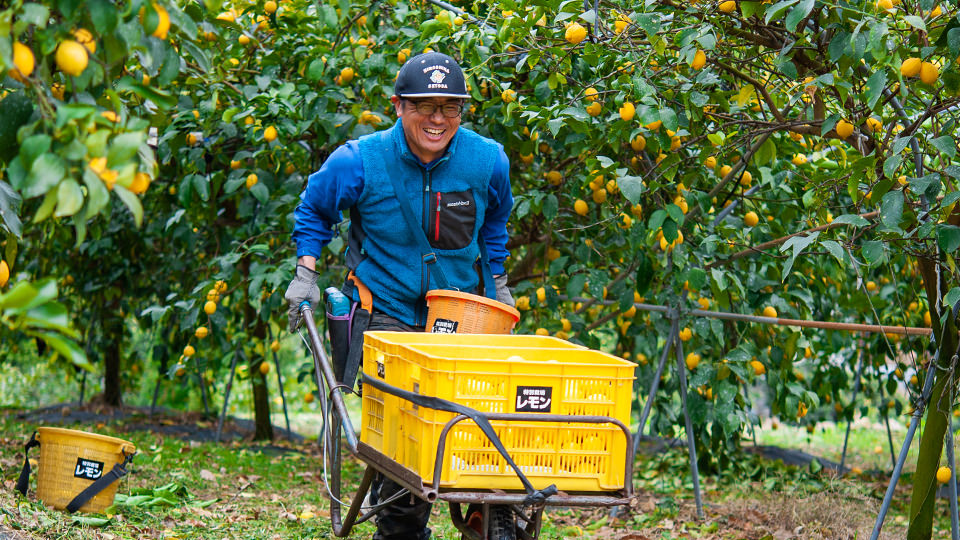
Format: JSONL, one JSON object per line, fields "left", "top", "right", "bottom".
{"left": 326, "top": 307, "right": 351, "bottom": 382}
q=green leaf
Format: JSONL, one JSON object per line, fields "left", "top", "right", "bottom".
{"left": 635, "top": 252, "right": 653, "bottom": 295}
{"left": 543, "top": 194, "right": 558, "bottom": 220}
{"left": 20, "top": 135, "right": 52, "bottom": 168}
{"left": 191, "top": 174, "right": 210, "bottom": 202}
{"left": 821, "top": 240, "right": 845, "bottom": 263}
{"left": 879, "top": 190, "right": 903, "bottom": 229}
{"left": 618, "top": 175, "right": 644, "bottom": 205}
{"left": 23, "top": 153, "right": 66, "bottom": 199}
{"left": 659, "top": 108, "right": 678, "bottom": 132}
{"left": 0, "top": 281, "right": 38, "bottom": 310}
{"left": 250, "top": 182, "right": 269, "bottom": 202}
{"left": 948, "top": 28, "right": 960, "bottom": 56}
{"left": 883, "top": 155, "right": 902, "bottom": 179}
{"left": 931, "top": 135, "right": 957, "bottom": 158}
{"left": 831, "top": 214, "right": 870, "bottom": 227}
{"left": 114, "top": 186, "right": 143, "bottom": 227}
{"left": 865, "top": 70, "right": 887, "bottom": 110}
{"left": 912, "top": 173, "right": 942, "bottom": 199}
{"left": 0, "top": 180, "right": 22, "bottom": 238}
{"left": 54, "top": 179, "right": 84, "bottom": 218}
{"left": 765, "top": 0, "right": 798, "bottom": 24}
{"left": 784, "top": 0, "right": 814, "bottom": 32}
{"left": 567, "top": 273, "right": 587, "bottom": 299}
{"left": 861, "top": 240, "right": 885, "bottom": 264}
{"left": 938, "top": 224, "right": 960, "bottom": 253}
{"left": 904, "top": 15, "right": 926, "bottom": 32}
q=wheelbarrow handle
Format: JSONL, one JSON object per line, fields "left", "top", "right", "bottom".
{"left": 300, "top": 303, "right": 359, "bottom": 453}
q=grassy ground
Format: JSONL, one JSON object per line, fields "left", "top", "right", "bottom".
{"left": 2, "top": 402, "right": 954, "bottom": 540}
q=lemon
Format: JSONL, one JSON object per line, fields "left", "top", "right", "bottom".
{"left": 501, "top": 88, "right": 517, "bottom": 103}
{"left": 204, "top": 300, "right": 217, "bottom": 315}
{"left": 263, "top": 125, "right": 278, "bottom": 142}
{"left": 184, "top": 345, "right": 195, "bottom": 357}
{"left": 744, "top": 211, "right": 759, "bottom": 227}
{"left": 592, "top": 188, "right": 607, "bottom": 204}
{"left": 130, "top": 172, "right": 151, "bottom": 194}
{"left": 938, "top": 466, "right": 953, "bottom": 484}
{"left": 230, "top": 160, "right": 242, "bottom": 170}
{"left": 73, "top": 29, "right": 97, "bottom": 53}
{"left": 574, "top": 199, "right": 589, "bottom": 216}
{"left": 876, "top": 0, "right": 893, "bottom": 9}
{"left": 586, "top": 101, "right": 602, "bottom": 116}
{"left": 584, "top": 87, "right": 599, "bottom": 102}
{"left": 865, "top": 117, "right": 882, "bottom": 132}
{"left": 718, "top": 164, "right": 732, "bottom": 178}
{"left": 691, "top": 49, "right": 706, "bottom": 69}
{"left": 270, "top": 340, "right": 280, "bottom": 352}
{"left": 545, "top": 170, "right": 563, "bottom": 185}
{"left": 260, "top": 362, "right": 271, "bottom": 375}
{"left": 56, "top": 40, "right": 89, "bottom": 77}
{"left": 238, "top": 35, "right": 251, "bottom": 45}
{"left": 792, "top": 154, "right": 807, "bottom": 165}
{"left": 215, "top": 280, "right": 228, "bottom": 293}
{"left": 835, "top": 119, "right": 854, "bottom": 138}
{"left": 631, "top": 135, "right": 646, "bottom": 151}
{"left": 195, "top": 326, "right": 209, "bottom": 339}
{"left": 0, "top": 260, "right": 8, "bottom": 287}
{"left": 536, "top": 287, "right": 546, "bottom": 302}
{"left": 645, "top": 119, "right": 662, "bottom": 131}
{"left": 718, "top": 0, "right": 737, "bottom": 12}
{"left": 546, "top": 247, "right": 561, "bottom": 260}
{"left": 398, "top": 48, "right": 411, "bottom": 63}
{"left": 146, "top": 3, "right": 171, "bottom": 39}
{"left": 339, "top": 66, "right": 355, "bottom": 84}
{"left": 175, "top": 364, "right": 186, "bottom": 377}
{"left": 750, "top": 360, "right": 766, "bottom": 375}
{"left": 515, "top": 296, "right": 530, "bottom": 310}
{"left": 614, "top": 18, "right": 630, "bottom": 34}
{"left": 619, "top": 213, "right": 633, "bottom": 228}
{"left": 564, "top": 22, "right": 587, "bottom": 45}
{"left": 264, "top": 0, "right": 277, "bottom": 13}
{"left": 920, "top": 61, "right": 939, "bottom": 84}
{"left": 305, "top": 392, "right": 315, "bottom": 404}
{"left": 697, "top": 297, "right": 710, "bottom": 309}
{"left": 739, "top": 170, "right": 752, "bottom": 186}
{"left": 704, "top": 155, "right": 717, "bottom": 169}
{"left": 866, "top": 280, "right": 877, "bottom": 292}
{"left": 619, "top": 101, "right": 635, "bottom": 121}
{"left": 535, "top": 328, "right": 550, "bottom": 336}
{"left": 762, "top": 306, "right": 778, "bottom": 318}
{"left": 685, "top": 352, "right": 700, "bottom": 370}
{"left": 246, "top": 173, "right": 258, "bottom": 189}
{"left": 679, "top": 327, "right": 693, "bottom": 341}
{"left": 901, "top": 57, "right": 922, "bottom": 77}
{"left": 561, "top": 318, "right": 572, "bottom": 332}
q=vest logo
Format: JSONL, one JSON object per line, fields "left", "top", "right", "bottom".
{"left": 74, "top": 458, "right": 104, "bottom": 480}
{"left": 446, "top": 200, "right": 470, "bottom": 208}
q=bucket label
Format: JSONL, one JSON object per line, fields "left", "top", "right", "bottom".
{"left": 431, "top": 318, "right": 459, "bottom": 333}
{"left": 516, "top": 386, "right": 552, "bottom": 413}
{"left": 74, "top": 458, "right": 104, "bottom": 480}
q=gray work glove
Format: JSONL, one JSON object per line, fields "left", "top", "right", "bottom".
{"left": 494, "top": 274, "right": 515, "bottom": 307}
{"left": 284, "top": 265, "right": 322, "bottom": 332}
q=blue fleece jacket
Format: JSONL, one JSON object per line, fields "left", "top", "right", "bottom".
{"left": 292, "top": 119, "right": 513, "bottom": 325}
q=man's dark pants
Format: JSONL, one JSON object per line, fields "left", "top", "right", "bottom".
{"left": 366, "top": 311, "right": 432, "bottom": 540}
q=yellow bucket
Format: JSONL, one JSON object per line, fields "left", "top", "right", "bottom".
{"left": 425, "top": 290, "right": 520, "bottom": 334}
{"left": 34, "top": 427, "right": 136, "bottom": 513}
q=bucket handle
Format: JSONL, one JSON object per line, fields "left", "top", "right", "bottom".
{"left": 14, "top": 432, "right": 136, "bottom": 513}
{"left": 14, "top": 431, "right": 39, "bottom": 497}
{"left": 65, "top": 450, "right": 136, "bottom": 513}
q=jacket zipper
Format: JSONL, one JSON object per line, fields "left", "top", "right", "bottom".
{"left": 434, "top": 192, "right": 441, "bottom": 242}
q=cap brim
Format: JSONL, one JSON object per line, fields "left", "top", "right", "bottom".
{"left": 398, "top": 92, "right": 471, "bottom": 98}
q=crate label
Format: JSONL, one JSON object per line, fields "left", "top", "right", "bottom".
{"left": 431, "top": 318, "right": 459, "bottom": 333}
{"left": 74, "top": 458, "right": 104, "bottom": 480}
{"left": 377, "top": 360, "right": 385, "bottom": 378}
{"left": 515, "top": 386, "right": 552, "bottom": 413}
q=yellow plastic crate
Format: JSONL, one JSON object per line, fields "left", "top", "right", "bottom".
{"left": 360, "top": 332, "right": 635, "bottom": 492}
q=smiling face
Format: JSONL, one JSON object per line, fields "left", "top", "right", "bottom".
{"left": 391, "top": 95, "right": 463, "bottom": 163}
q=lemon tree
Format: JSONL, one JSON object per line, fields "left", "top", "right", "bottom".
{"left": 1, "top": 0, "right": 960, "bottom": 534}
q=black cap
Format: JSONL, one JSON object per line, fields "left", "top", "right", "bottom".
{"left": 394, "top": 52, "right": 470, "bottom": 99}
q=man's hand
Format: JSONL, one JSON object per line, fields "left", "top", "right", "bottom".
{"left": 494, "top": 274, "right": 514, "bottom": 307}
{"left": 284, "top": 265, "right": 322, "bottom": 332}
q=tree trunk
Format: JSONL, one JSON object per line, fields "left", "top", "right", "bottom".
{"left": 102, "top": 303, "right": 123, "bottom": 406}
{"left": 907, "top": 258, "right": 957, "bottom": 539}
{"left": 250, "top": 319, "right": 273, "bottom": 441}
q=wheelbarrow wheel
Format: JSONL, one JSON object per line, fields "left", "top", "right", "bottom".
{"left": 463, "top": 504, "right": 516, "bottom": 540}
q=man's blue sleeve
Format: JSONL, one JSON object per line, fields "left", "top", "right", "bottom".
{"left": 292, "top": 142, "right": 364, "bottom": 259}
{"left": 481, "top": 147, "right": 513, "bottom": 276}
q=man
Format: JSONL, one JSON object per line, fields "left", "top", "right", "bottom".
{"left": 284, "top": 52, "right": 513, "bottom": 539}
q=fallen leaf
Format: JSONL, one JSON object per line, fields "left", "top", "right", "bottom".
{"left": 200, "top": 469, "right": 216, "bottom": 482}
